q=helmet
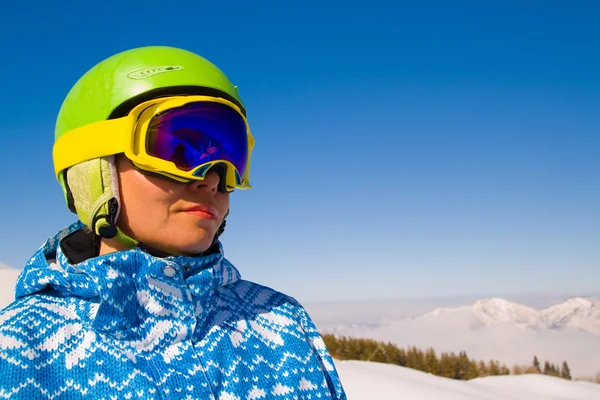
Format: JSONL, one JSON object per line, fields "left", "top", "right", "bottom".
{"left": 55, "top": 46, "right": 245, "bottom": 140}
{"left": 54, "top": 46, "right": 244, "bottom": 249}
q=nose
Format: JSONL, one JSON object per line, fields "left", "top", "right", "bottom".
{"left": 188, "top": 170, "right": 220, "bottom": 194}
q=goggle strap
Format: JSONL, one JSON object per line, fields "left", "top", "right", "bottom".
{"left": 54, "top": 117, "right": 130, "bottom": 177}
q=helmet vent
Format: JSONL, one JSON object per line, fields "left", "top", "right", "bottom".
{"left": 127, "top": 66, "right": 184, "bottom": 80}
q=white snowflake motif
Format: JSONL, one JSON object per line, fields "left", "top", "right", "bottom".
{"left": 229, "top": 310, "right": 296, "bottom": 349}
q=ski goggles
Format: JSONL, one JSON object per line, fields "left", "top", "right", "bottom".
{"left": 53, "top": 95, "right": 254, "bottom": 190}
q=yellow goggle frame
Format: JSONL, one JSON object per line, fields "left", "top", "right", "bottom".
{"left": 53, "top": 95, "right": 255, "bottom": 190}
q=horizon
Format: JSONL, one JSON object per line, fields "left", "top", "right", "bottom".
{"left": 0, "top": 263, "right": 597, "bottom": 309}
{"left": 1, "top": 0, "right": 598, "bottom": 302}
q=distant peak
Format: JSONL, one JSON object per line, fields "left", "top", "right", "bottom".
{"left": 417, "top": 296, "right": 600, "bottom": 336}
{"left": 544, "top": 297, "right": 597, "bottom": 310}
{"left": 474, "top": 298, "right": 515, "bottom": 306}
{"left": 563, "top": 297, "right": 595, "bottom": 306}
{"left": 473, "top": 298, "right": 536, "bottom": 312}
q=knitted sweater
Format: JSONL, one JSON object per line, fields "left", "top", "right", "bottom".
{"left": 0, "top": 222, "right": 346, "bottom": 399}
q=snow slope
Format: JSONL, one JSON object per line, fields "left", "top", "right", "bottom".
{"left": 336, "top": 360, "right": 600, "bottom": 400}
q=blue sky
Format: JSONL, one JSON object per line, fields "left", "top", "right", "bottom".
{"left": 0, "top": 0, "right": 598, "bottom": 302}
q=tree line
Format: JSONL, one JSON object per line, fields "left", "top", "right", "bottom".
{"left": 511, "top": 356, "right": 571, "bottom": 379}
{"left": 322, "top": 334, "right": 572, "bottom": 381}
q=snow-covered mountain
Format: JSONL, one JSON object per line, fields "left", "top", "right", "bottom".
{"left": 422, "top": 298, "right": 541, "bottom": 328}
{"left": 420, "top": 297, "right": 600, "bottom": 335}
{"left": 544, "top": 298, "right": 600, "bottom": 335}
{"left": 312, "top": 297, "right": 600, "bottom": 378}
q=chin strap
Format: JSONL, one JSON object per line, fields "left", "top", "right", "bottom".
{"left": 92, "top": 197, "right": 139, "bottom": 248}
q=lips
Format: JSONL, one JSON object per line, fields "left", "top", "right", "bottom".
{"left": 182, "top": 205, "right": 217, "bottom": 219}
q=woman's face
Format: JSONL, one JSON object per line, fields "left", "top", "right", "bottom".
{"left": 112, "top": 155, "right": 230, "bottom": 255}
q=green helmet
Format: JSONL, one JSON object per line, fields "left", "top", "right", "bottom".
{"left": 54, "top": 46, "right": 243, "bottom": 248}
{"left": 56, "top": 46, "right": 245, "bottom": 141}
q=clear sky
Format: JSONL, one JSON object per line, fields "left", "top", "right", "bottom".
{"left": 0, "top": 0, "right": 598, "bottom": 302}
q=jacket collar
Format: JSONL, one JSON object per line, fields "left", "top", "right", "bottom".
{"left": 16, "top": 221, "right": 241, "bottom": 306}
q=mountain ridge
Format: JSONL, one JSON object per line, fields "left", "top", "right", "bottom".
{"left": 419, "top": 296, "right": 600, "bottom": 335}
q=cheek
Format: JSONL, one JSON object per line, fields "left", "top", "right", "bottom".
{"left": 118, "top": 171, "right": 175, "bottom": 227}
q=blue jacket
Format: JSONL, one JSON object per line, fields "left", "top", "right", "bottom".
{"left": 0, "top": 222, "right": 346, "bottom": 399}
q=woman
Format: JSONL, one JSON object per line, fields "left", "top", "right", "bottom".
{"left": 0, "top": 46, "right": 346, "bottom": 399}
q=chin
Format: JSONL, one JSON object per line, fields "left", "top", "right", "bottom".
{"left": 170, "top": 236, "right": 215, "bottom": 255}
{"left": 143, "top": 225, "right": 216, "bottom": 256}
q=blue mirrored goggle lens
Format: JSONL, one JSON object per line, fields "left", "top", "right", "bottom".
{"left": 146, "top": 102, "right": 248, "bottom": 178}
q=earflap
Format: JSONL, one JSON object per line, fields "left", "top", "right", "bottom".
{"left": 107, "top": 156, "right": 121, "bottom": 223}
{"left": 66, "top": 156, "right": 138, "bottom": 248}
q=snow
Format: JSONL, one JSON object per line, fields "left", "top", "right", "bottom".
{"left": 544, "top": 297, "right": 600, "bottom": 335}
{"left": 336, "top": 359, "right": 600, "bottom": 400}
